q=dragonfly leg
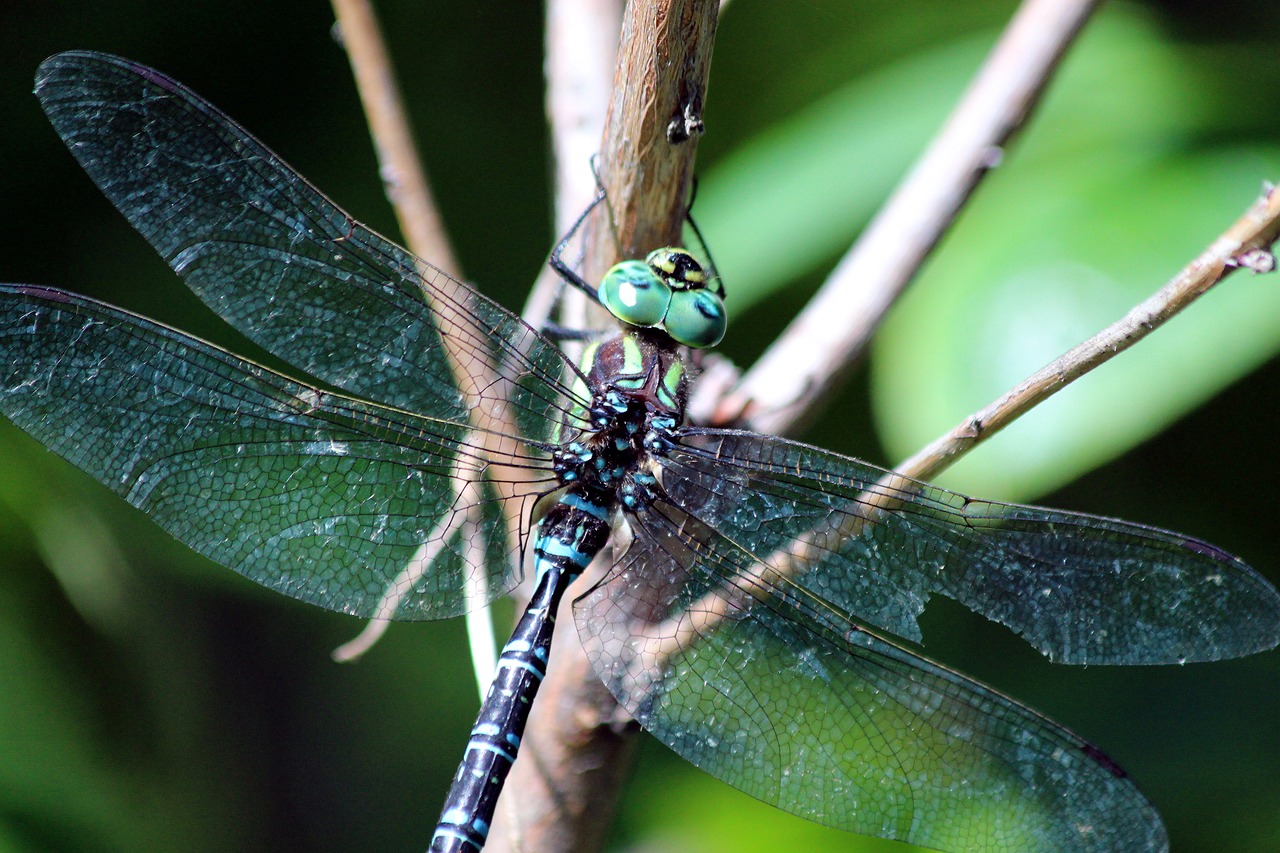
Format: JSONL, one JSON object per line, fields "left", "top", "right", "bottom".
{"left": 548, "top": 188, "right": 609, "bottom": 299}
{"left": 539, "top": 321, "right": 613, "bottom": 344}
{"left": 683, "top": 177, "right": 725, "bottom": 299}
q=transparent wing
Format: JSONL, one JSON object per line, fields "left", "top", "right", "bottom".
{"left": 34, "top": 51, "right": 584, "bottom": 444}
{"left": 0, "top": 286, "right": 554, "bottom": 619}
{"left": 658, "top": 428, "right": 1280, "bottom": 664}
{"left": 577, "top": 501, "right": 1166, "bottom": 852}
{"left": 576, "top": 427, "right": 1277, "bottom": 849}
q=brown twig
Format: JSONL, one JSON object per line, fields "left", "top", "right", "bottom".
{"left": 329, "top": 0, "right": 460, "bottom": 275}
{"left": 330, "top": 0, "right": 549, "bottom": 704}
{"left": 725, "top": 0, "right": 1102, "bottom": 436}
{"left": 894, "top": 184, "right": 1280, "bottom": 483}
{"left": 486, "top": 3, "right": 719, "bottom": 851}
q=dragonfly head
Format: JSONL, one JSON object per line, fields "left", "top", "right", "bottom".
{"left": 598, "top": 248, "right": 726, "bottom": 349}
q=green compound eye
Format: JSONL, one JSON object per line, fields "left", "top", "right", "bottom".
{"left": 664, "top": 287, "right": 726, "bottom": 349}
{"left": 599, "top": 259, "right": 671, "bottom": 327}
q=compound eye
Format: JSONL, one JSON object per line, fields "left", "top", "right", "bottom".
{"left": 664, "top": 287, "right": 727, "bottom": 348}
{"left": 599, "top": 260, "right": 671, "bottom": 327}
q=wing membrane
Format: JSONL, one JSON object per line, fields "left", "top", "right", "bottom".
{"left": 0, "top": 285, "right": 551, "bottom": 618}
{"left": 577, "top": 499, "right": 1166, "bottom": 852}
{"left": 34, "top": 51, "right": 583, "bottom": 443}
{"left": 660, "top": 428, "right": 1280, "bottom": 664}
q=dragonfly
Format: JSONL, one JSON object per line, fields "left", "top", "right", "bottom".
{"left": 4, "top": 51, "right": 1279, "bottom": 853}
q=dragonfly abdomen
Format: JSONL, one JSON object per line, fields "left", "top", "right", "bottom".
{"left": 429, "top": 495, "right": 611, "bottom": 853}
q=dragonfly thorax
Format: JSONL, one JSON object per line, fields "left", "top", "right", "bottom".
{"left": 554, "top": 332, "right": 683, "bottom": 510}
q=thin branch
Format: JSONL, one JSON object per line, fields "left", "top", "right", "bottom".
{"left": 894, "top": 184, "right": 1280, "bottom": 483}
{"left": 329, "top": 0, "right": 460, "bottom": 275}
{"left": 523, "top": 0, "right": 625, "bottom": 332}
{"left": 726, "top": 0, "right": 1102, "bottom": 437}
{"left": 330, "top": 0, "right": 527, "bottom": 699}
{"left": 487, "top": 3, "right": 719, "bottom": 851}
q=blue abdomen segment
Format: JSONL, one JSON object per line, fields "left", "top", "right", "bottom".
{"left": 429, "top": 494, "right": 611, "bottom": 853}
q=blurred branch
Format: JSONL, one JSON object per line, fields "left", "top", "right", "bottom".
{"left": 487, "top": 3, "right": 719, "bottom": 851}
{"left": 894, "top": 183, "right": 1280, "bottom": 483}
{"left": 523, "top": 0, "right": 624, "bottom": 331}
{"left": 726, "top": 0, "right": 1102, "bottom": 436}
{"left": 329, "top": 0, "right": 460, "bottom": 276}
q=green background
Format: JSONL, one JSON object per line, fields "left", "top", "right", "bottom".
{"left": 1, "top": 1, "right": 1278, "bottom": 851}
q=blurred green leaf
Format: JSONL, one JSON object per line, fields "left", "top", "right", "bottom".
{"left": 696, "top": 34, "right": 988, "bottom": 309}
{"left": 870, "top": 9, "right": 1280, "bottom": 499}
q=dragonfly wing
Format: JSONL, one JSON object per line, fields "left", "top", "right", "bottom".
{"left": 657, "top": 428, "right": 1279, "bottom": 665}
{"left": 575, "top": 499, "right": 1166, "bottom": 851}
{"left": 34, "top": 51, "right": 582, "bottom": 445}
{"left": 0, "top": 286, "right": 549, "bottom": 618}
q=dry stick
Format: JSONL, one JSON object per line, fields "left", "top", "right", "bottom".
{"left": 895, "top": 186, "right": 1280, "bottom": 484}
{"left": 329, "top": 0, "right": 459, "bottom": 276}
{"left": 486, "top": 4, "right": 719, "bottom": 852}
{"left": 589, "top": 0, "right": 717, "bottom": 276}
{"left": 726, "top": 0, "right": 1102, "bottom": 437}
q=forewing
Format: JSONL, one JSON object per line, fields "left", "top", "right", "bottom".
{"left": 34, "top": 51, "right": 583, "bottom": 445}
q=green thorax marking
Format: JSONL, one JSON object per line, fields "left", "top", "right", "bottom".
{"left": 613, "top": 333, "right": 685, "bottom": 412}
